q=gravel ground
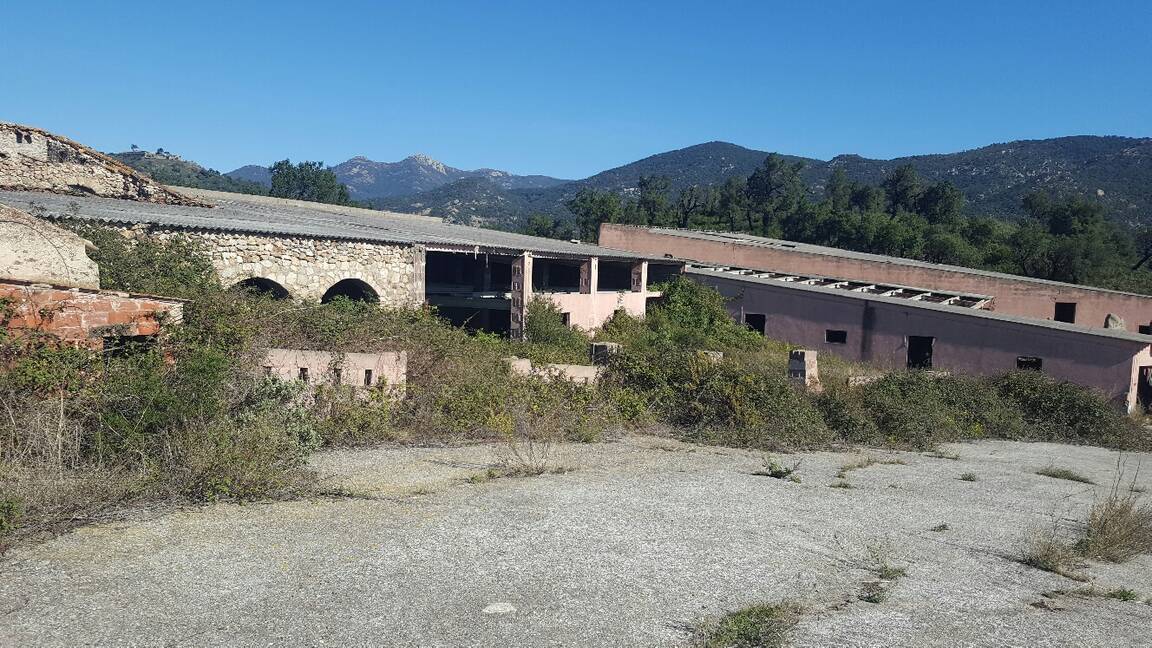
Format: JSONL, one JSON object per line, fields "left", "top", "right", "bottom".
{"left": 2, "top": 436, "right": 1151, "bottom": 647}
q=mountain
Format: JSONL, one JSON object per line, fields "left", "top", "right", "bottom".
{"left": 225, "top": 155, "right": 568, "bottom": 200}
{"left": 227, "top": 164, "right": 272, "bottom": 186}
{"left": 111, "top": 151, "right": 268, "bottom": 195}
{"left": 376, "top": 137, "right": 1152, "bottom": 227}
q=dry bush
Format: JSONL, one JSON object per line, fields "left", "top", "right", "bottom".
{"left": 1077, "top": 482, "right": 1152, "bottom": 563}
{"left": 1020, "top": 528, "right": 1087, "bottom": 581}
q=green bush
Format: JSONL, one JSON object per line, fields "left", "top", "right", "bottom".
{"left": 0, "top": 495, "right": 21, "bottom": 536}
{"left": 995, "top": 371, "right": 1143, "bottom": 448}
{"left": 523, "top": 298, "right": 590, "bottom": 364}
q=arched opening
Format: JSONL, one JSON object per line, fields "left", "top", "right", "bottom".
{"left": 232, "top": 277, "right": 291, "bottom": 300}
{"left": 322, "top": 278, "right": 379, "bottom": 304}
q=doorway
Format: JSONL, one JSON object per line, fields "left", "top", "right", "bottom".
{"left": 1139, "top": 366, "right": 1152, "bottom": 412}
{"left": 907, "top": 335, "right": 934, "bottom": 369}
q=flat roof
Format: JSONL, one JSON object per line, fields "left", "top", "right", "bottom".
{"left": 631, "top": 226, "right": 1152, "bottom": 299}
{"left": 690, "top": 264, "right": 993, "bottom": 308}
{"left": 0, "top": 189, "right": 658, "bottom": 261}
{"left": 687, "top": 266, "right": 1152, "bottom": 344}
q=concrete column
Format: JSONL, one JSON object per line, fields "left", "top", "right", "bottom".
{"left": 510, "top": 252, "right": 533, "bottom": 340}
{"left": 631, "top": 260, "right": 648, "bottom": 292}
{"left": 580, "top": 256, "right": 600, "bottom": 294}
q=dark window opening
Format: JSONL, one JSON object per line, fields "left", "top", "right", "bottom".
{"left": 1016, "top": 356, "right": 1043, "bottom": 371}
{"left": 532, "top": 259, "right": 582, "bottom": 292}
{"left": 907, "top": 335, "right": 934, "bottom": 369}
{"left": 332, "top": 368, "right": 342, "bottom": 385}
{"left": 425, "top": 251, "right": 513, "bottom": 294}
{"left": 561, "top": 312, "right": 571, "bottom": 327}
{"left": 364, "top": 369, "right": 374, "bottom": 386}
{"left": 263, "top": 366, "right": 273, "bottom": 376}
{"left": 1054, "top": 302, "right": 1077, "bottom": 323}
{"left": 1140, "top": 324, "right": 1152, "bottom": 335}
{"left": 232, "top": 277, "right": 290, "bottom": 300}
{"left": 322, "top": 279, "right": 379, "bottom": 304}
{"left": 1139, "top": 366, "right": 1152, "bottom": 412}
{"left": 102, "top": 335, "right": 156, "bottom": 358}
{"left": 825, "top": 330, "right": 848, "bottom": 344}
{"left": 298, "top": 367, "right": 309, "bottom": 383}
{"left": 598, "top": 261, "right": 634, "bottom": 291}
{"left": 744, "top": 313, "right": 766, "bottom": 336}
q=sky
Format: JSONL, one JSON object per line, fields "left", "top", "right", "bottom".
{"left": 2, "top": 1, "right": 1150, "bottom": 179}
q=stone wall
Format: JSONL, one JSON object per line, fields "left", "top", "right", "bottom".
{"left": 0, "top": 122, "right": 209, "bottom": 207}
{"left": 116, "top": 224, "right": 424, "bottom": 306}
{"left": 0, "top": 203, "right": 100, "bottom": 289}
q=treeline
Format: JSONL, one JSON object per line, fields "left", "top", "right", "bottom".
{"left": 523, "top": 155, "right": 1152, "bottom": 293}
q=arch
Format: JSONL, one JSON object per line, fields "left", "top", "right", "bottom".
{"left": 231, "top": 277, "right": 291, "bottom": 300}
{"left": 322, "top": 278, "right": 379, "bottom": 304}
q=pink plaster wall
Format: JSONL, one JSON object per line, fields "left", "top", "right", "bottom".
{"left": 264, "top": 348, "right": 407, "bottom": 390}
{"left": 541, "top": 290, "right": 652, "bottom": 331}
{"left": 601, "top": 225, "right": 1152, "bottom": 333}
{"left": 693, "top": 272, "right": 1151, "bottom": 410}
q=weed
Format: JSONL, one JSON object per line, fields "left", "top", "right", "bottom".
{"left": 863, "top": 539, "right": 907, "bottom": 581}
{"left": 930, "top": 523, "right": 950, "bottom": 532}
{"left": 959, "top": 472, "right": 978, "bottom": 482}
{"left": 1019, "top": 526, "right": 1088, "bottom": 581}
{"left": 925, "top": 449, "right": 960, "bottom": 460}
{"left": 829, "top": 480, "right": 854, "bottom": 490}
{"left": 693, "top": 601, "right": 802, "bottom": 648}
{"left": 1036, "top": 466, "right": 1095, "bottom": 484}
{"left": 753, "top": 454, "right": 802, "bottom": 482}
{"left": 1076, "top": 489, "right": 1152, "bottom": 563}
{"left": 836, "top": 455, "right": 906, "bottom": 479}
{"left": 858, "top": 581, "right": 887, "bottom": 604}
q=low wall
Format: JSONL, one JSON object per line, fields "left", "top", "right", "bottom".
{"left": 505, "top": 356, "right": 603, "bottom": 385}
{"left": 265, "top": 348, "right": 407, "bottom": 391}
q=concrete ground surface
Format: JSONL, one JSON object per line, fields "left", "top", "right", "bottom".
{"left": 2, "top": 436, "right": 1151, "bottom": 647}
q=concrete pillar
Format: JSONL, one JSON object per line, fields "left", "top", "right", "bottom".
{"left": 580, "top": 256, "right": 600, "bottom": 294}
{"left": 788, "top": 349, "right": 821, "bottom": 392}
{"left": 631, "top": 260, "right": 648, "bottom": 292}
{"left": 510, "top": 252, "right": 533, "bottom": 340}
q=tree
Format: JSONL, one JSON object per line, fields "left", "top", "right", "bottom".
{"left": 565, "top": 189, "right": 622, "bottom": 242}
{"left": 917, "top": 181, "right": 964, "bottom": 228}
{"left": 637, "top": 175, "right": 675, "bottom": 227}
{"left": 519, "top": 214, "right": 572, "bottom": 240}
{"left": 269, "top": 160, "right": 352, "bottom": 206}
{"left": 745, "top": 154, "right": 806, "bottom": 234}
{"left": 825, "top": 167, "right": 852, "bottom": 213}
{"left": 881, "top": 164, "right": 922, "bottom": 215}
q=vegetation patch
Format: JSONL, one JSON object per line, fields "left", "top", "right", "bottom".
{"left": 693, "top": 601, "right": 802, "bottom": 648}
{"left": 1036, "top": 466, "right": 1095, "bottom": 484}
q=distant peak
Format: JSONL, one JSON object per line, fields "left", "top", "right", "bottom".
{"left": 405, "top": 154, "right": 447, "bottom": 173}
{"left": 349, "top": 155, "right": 374, "bottom": 163}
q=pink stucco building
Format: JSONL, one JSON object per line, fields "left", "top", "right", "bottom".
{"left": 600, "top": 225, "right": 1152, "bottom": 333}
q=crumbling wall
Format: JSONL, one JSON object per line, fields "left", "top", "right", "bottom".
{"left": 0, "top": 122, "right": 210, "bottom": 207}
{"left": 0, "top": 281, "right": 184, "bottom": 349}
{"left": 0, "top": 203, "right": 99, "bottom": 289}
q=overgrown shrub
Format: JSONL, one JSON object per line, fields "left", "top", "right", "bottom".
{"left": 522, "top": 298, "right": 590, "bottom": 364}
{"left": 996, "top": 371, "right": 1143, "bottom": 448}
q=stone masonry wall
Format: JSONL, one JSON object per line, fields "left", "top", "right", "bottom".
{"left": 115, "top": 225, "right": 424, "bottom": 306}
{"left": 0, "top": 122, "right": 209, "bottom": 207}
{"left": 0, "top": 203, "right": 100, "bottom": 289}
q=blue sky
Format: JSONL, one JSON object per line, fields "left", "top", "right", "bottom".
{"left": 2, "top": 1, "right": 1149, "bottom": 179}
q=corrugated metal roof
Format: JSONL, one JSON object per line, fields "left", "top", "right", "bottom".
{"left": 641, "top": 227, "right": 1152, "bottom": 299}
{"left": 688, "top": 266, "right": 1152, "bottom": 344}
{"left": 0, "top": 189, "right": 655, "bottom": 261}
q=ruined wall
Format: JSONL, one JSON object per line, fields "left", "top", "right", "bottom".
{"left": 1, "top": 281, "right": 183, "bottom": 349}
{"left": 0, "top": 203, "right": 99, "bottom": 289}
{"left": 0, "top": 123, "right": 209, "bottom": 207}
{"left": 115, "top": 225, "right": 424, "bottom": 306}
{"left": 264, "top": 349, "right": 407, "bottom": 392}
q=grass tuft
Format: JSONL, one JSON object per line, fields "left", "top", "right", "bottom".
{"left": 1036, "top": 466, "right": 1095, "bottom": 484}
{"left": 693, "top": 602, "right": 802, "bottom": 648}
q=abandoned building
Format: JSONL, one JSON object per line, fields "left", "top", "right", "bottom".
{"left": 689, "top": 265, "right": 1152, "bottom": 412}
{"left": 600, "top": 225, "right": 1152, "bottom": 333}
{"left": 0, "top": 203, "right": 183, "bottom": 349}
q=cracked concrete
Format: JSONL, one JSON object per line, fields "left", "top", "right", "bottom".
{"left": 2, "top": 436, "right": 1150, "bottom": 647}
